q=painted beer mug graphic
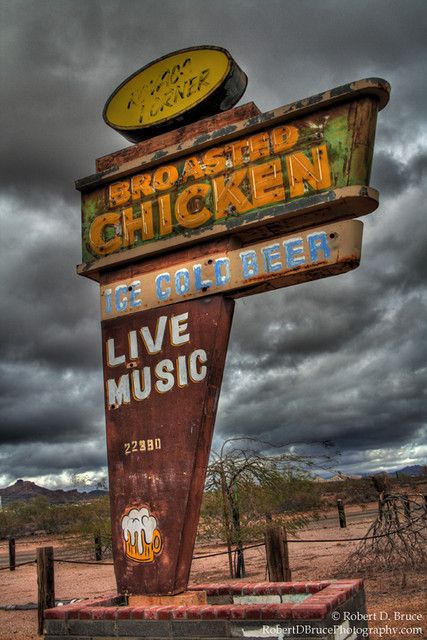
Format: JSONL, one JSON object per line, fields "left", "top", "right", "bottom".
{"left": 121, "top": 506, "right": 162, "bottom": 563}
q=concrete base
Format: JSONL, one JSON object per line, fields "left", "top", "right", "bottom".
{"left": 44, "top": 580, "right": 369, "bottom": 639}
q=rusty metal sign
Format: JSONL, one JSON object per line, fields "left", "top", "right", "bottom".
{"left": 77, "top": 78, "right": 389, "bottom": 279}
{"left": 102, "top": 295, "right": 234, "bottom": 595}
{"left": 103, "top": 46, "right": 247, "bottom": 143}
{"left": 99, "top": 220, "right": 363, "bottom": 319}
{"left": 76, "top": 65, "right": 389, "bottom": 598}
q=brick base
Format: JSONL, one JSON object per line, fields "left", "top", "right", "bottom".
{"left": 44, "top": 580, "right": 369, "bottom": 639}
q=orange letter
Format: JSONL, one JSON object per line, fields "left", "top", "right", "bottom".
{"left": 202, "top": 146, "right": 226, "bottom": 175}
{"left": 122, "top": 202, "right": 154, "bottom": 246}
{"left": 158, "top": 194, "right": 173, "bottom": 236}
{"left": 286, "top": 144, "right": 331, "bottom": 198}
{"left": 249, "top": 159, "right": 285, "bottom": 208}
{"left": 153, "top": 165, "right": 179, "bottom": 191}
{"left": 212, "top": 169, "right": 252, "bottom": 219}
{"left": 89, "top": 212, "right": 121, "bottom": 255}
{"left": 181, "top": 157, "right": 205, "bottom": 182}
{"left": 109, "top": 181, "right": 131, "bottom": 208}
{"left": 249, "top": 132, "right": 271, "bottom": 161}
{"left": 175, "top": 184, "right": 212, "bottom": 229}
{"left": 226, "top": 138, "right": 250, "bottom": 167}
{"left": 272, "top": 125, "right": 299, "bottom": 154}
{"left": 131, "top": 174, "right": 154, "bottom": 200}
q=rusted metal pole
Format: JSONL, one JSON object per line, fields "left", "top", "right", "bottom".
{"left": 94, "top": 531, "right": 102, "bottom": 561}
{"left": 264, "top": 525, "right": 291, "bottom": 582}
{"left": 337, "top": 499, "right": 347, "bottom": 528}
{"left": 101, "top": 295, "right": 235, "bottom": 595}
{"left": 8, "top": 538, "right": 15, "bottom": 571}
{"left": 37, "top": 546, "right": 55, "bottom": 636}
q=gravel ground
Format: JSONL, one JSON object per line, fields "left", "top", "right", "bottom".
{"left": 0, "top": 506, "right": 425, "bottom": 639}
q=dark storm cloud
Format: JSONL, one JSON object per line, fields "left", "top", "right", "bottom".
{"left": 0, "top": 440, "right": 107, "bottom": 480}
{"left": 0, "top": 359, "right": 104, "bottom": 444}
{"left": 371, "top": 149, "right": 427, "bottom": 198}
{"left": 215, "top": 177, "right": 427, "bottom": 464}
{"left": 0, "top": 197, "right": 101, "bottom": 369}
{"left": 0, "top": 0, "right": 426, "bottom": 487}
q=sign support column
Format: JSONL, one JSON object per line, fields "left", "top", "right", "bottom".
{"left": 102, "top": 290, "right": 234, "bottom": 595}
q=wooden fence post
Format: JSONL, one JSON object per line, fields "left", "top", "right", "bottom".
{"left": 264, "top": 525, "right": 291, "bottom": 582}
{"left": 8, "top": 538, "right": 15, "bottom": 571}
{"left": 94, "top": 531, "right": 102, "bottom": 561}
{"left": 337, "top": 499, "right": 347, "bottom": 528}
{"left": 37, "top": 546, "right": 55, "bottom": 636}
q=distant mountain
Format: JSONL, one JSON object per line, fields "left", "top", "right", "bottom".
{"left": 0, "top": 479, "right": 108, "bottom": 506}
{"left": 394, "top": 465, "right": 425, "bottom": 477}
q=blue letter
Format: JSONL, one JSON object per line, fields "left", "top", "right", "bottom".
{"left": 104, "top": 289, "right": 112, "bottom": 314}
{"left": 262, "top": 244, "right": 282, "bottom": 273}
{"left": 284, "top": 238, "right": 305, "bottom": 268}
{"left": 129, "top": 280, "right": 142, "bottom": 309}
{"left": 115, "top": 285, "right": 128, "bottom": 312}
{"left": 175, "top": 269, "right": 190, "bottom": 295}
{"left": 155, "top": 273, "right": 171, "bottom": 301}
{"left": 214, "top": 258, "right": 231, "bottom": 286}
{"left": 240, "top": 250, "right": 258, "bottom": 279}
{"left": 193, "top": 264, "right": 212, "bottom": 291}
{"left": 308, "top": 232, "right": 331, "bottom": 262}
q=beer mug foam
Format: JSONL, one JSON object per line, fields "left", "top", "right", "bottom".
{"left": 121, "top": 507, "right": 162, "bottom": 563}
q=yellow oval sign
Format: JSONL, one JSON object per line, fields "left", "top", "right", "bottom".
{"left": 103, "top": 46, "right": 247, "bottom": 142}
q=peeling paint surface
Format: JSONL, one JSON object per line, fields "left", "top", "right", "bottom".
{"left": 99, "top": 220, "right": 363, "bottom": 318}
{"left": 79, "top": 93, "right": 380, "bottom": 277}
{"left": 103, "top": 296, "right": 234, "bottom": 595}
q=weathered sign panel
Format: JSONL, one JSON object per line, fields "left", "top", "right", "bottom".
{"left": 103, "top": 46, "right": 247, "bottom": 142}
{"left": 76, "top": 67, "right": 389, "bottom": 599}
{"left": 102, "top": 295, "right": 234, "bottom": 595}
{"left": 99, "top": 220, "right": 363, "bottom": 319}
{"left": 77, "top": 79, "right": 388, "bottom": 278}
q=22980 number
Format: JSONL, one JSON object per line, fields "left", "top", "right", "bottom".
{"left": 124, "top": 438, "right": 162, "bottom": 455}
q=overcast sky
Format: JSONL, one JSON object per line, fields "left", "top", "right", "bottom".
{"left": 1, "top": 0, "right": 426, "bottom": 489}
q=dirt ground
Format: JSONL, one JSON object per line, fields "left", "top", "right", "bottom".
{"left": 0, "top": 504, "right": 425, "bottom": 639}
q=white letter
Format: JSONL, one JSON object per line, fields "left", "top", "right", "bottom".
{"left": 171, "top": 312, "right": 190, "bottom": 346}
{"left": 107, "top": 374, "right": 130, "bottom": 408}
{"left": 176, "top": 355, "right": 188, "bottom": 387}
{"left": 155, "top": 359, "right": 175, "bottom": 393}
{"left": 128, "top": 330, "right": 138, "bottom": 360}
{"left": 140, "top": 316, "right": 167, "bottom": 354}
{"left": 131, "top": 368, "right": 151, "bottom": 401}
{"left": 189, "top": 349, "right": 207, "bottom": 382}
{"left": 106, "top": 338, "right": 125, "bottom": 367}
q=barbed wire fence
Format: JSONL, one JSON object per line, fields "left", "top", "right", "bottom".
{"left": 2, "top": 494, "right": 425, "bottom": 572}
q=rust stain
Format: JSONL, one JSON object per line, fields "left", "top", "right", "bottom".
{"left": 102, "top": 296, "right": 234, "bottom": 595}
{"left": 98, "top": 220, "right": 363, "bottom": 319}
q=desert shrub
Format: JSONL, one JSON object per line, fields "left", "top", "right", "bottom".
{"left": 0, "top": 496, "right": 111, "bottom": 546}
{"left": 199, "top": 468, "right": 321, "bottom": 545}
